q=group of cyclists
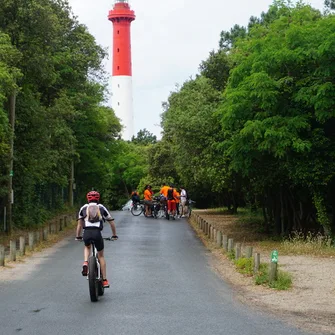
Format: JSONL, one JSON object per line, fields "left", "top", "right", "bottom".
{"left": 131, "top": 183, "right": 189, "bottom": 220}
{"left": 75, "top": 185, "right": 189, "bottom": 290}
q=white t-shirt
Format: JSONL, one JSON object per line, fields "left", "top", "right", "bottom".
{"left": 180, "top": 189, "right": 187, "bottom": 203}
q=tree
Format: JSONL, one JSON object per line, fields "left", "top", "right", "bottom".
{"left": 131, "top": 128, "right": 157, "bottom": 145}
{"left": 0, "top": 0, "right": 121, "bottom": 227}
{"left": 219, "top": 2, "right": 335, "bottom": 233}
{"left": 199, "top": 50, "right": 230, "bottom": 91}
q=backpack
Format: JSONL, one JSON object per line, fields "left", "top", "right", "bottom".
{"left": 167, "top": 188, "right": 174, "bottom": 200}
{"left": 86, "top": 203, "right": 102, "bottom": 223}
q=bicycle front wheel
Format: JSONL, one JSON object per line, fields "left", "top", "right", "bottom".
{"left": 88, "top": 256, "right": 99, "bottom": 302}
{"left": 131, "top": 204, "right": 143, "bottom": 216}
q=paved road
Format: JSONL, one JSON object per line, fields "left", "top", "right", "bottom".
{"left": 0, "top": 211, "right": 314, "bottom": 335}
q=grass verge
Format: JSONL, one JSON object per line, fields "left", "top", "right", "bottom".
{"left": 188, "top": 212, "right": 293, "bottom": 290}
{"left": 0, "top": 218, "right": 76, "bottom": 271}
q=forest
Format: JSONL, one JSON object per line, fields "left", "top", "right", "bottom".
{"left": 0, "top": 0, "right": 334, "bottom": 236}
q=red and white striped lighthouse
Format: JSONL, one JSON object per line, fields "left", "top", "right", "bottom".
{"left": 108, "top": 0, "right": 136, "bottom": 140}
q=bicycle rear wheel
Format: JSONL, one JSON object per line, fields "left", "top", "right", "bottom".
{"left": 131, "top": 204, "right": 143, "bottom": 216}
{"left": 88, "top": 256, "right": 99, "bottom": 302}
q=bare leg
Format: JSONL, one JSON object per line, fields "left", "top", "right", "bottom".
{"left": 97, "top": 250, "right": 107, "bottom": 279}
{"left": 84, "top": 245, "right": 91, "bottom": 262}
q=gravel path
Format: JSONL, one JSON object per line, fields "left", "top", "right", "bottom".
{"left": 190, "top": 211, "right": 335, "bottom": 334}
{"left": 209, "top": 250, "right": 335, "bottom": 334}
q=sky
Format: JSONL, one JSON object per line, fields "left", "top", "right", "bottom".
{"left": 67, "top": 0, "right": 325, "bottom": 139}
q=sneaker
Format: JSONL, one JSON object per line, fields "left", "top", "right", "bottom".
{"left": 75, "top": 236, "right": 83, "bottom": 241}
{"left": 102, "top": 279, "right": 110, "bottom": 288}
{"left": 181, "top": 215, "right": 185, "bottom": 218}
{"left": 82, "top": 261, "right": 88, "bottom": 276}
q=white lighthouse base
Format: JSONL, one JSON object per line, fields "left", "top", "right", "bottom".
{"left": 111, "top": 76, "right": 134, "bottom": 141}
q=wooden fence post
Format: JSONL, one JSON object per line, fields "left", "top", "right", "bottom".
{"left": 28, "top": 232, "right": 35, "bottom": 251}
{"left": 19, "top": 236, "right": 25, "bottom": 256}
{"left": 51, "top": 223, "right": 56, "bottom": 234}
{"left": 245, "top": 246, "right": 253, "bottom": 258}
{"left": 10, "top": 240, "right": 16, "bottom": 261}
{"left": 269, "top": 250, "right": 278, "bottom": 282}
{"left": 254, "top": 253, "right": 260, "bottom": 273}
{"left": 222, "top": 235, "right": 228, "bottom": 252}
{"left": 228, "top": 238, "right": 234, "bottom": 252}
{"left": 216, "top": 231, "right": 222, "bottom": 247}
{"left": 235, "top": 243, "right": 241, "bottom": 260}
{"left": 35, "top": 231, "right": 40, "bottom": 244}
{"left": 0, "top": 245, "right": 5, "bottom": 266}
{"left": 43, "top": 227, "right": 48, "bottom": 241}
{"left": 269, "top": 262, "right": 278, "bottom": 281}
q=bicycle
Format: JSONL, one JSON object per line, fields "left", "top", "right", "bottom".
{"left": 187, "top": 199, "right": 196, "bottom": 217}
{"left": 86, "top": 237, "right": 113, "bottom": 302}
{"left": 130, "top": 201, "right": 145, "bottom": 216}
{"left": 151, "top": 197, "right": 163, "bottom": 219}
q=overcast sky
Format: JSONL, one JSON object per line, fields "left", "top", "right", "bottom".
{"left": 68, "top": 0, "right": 325, "bottom": 139}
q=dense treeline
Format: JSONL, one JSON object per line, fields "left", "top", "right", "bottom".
{"left": 0, "top": 0, "right": 125, "bottom": 230}
{"left": 144, "top": 1, "right": 335, "bottom": 236}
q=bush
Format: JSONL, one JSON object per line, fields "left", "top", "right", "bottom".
{"left": 235, "top": 257, "right": 253, "bottom": 276}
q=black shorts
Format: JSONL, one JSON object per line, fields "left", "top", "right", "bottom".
{"left": 83, "top": 228, "right": 104, "bottom": 252}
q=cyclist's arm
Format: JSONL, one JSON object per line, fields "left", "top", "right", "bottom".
{"left": 106, "top": 218, "right": 117, "bottom": 237}
{"left": 100, "top": 204, "right": 118, "bottom": 239}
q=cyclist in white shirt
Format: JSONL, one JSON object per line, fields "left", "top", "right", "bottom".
{"left": 77, "top": 191, "right": 118, "bottom": 288}
{"left": 180, "top": 187, "right": 188, "bottom": 218}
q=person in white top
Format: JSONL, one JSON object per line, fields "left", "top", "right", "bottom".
{"left": 180, "top": 187, "right": 188, "bottom": 218}
{"left": 77, "top": 191, "right": 118, "bottom": 288}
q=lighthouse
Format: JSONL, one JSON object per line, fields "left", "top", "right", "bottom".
{"left": 108, "top": 0, "right": 136, "bottom": 141}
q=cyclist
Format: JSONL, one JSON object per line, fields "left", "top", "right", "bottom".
{"left": 159, "top": 182, "right": 170, "bottom": 215}
{"left": 167, "top": 184, "right": 178, "bottom": 219}
{"left": 159, "top": 182, "right": 170, "bottom": 199}
{"left": 131, "top": 189, "right": 140, "bottom": 203}
{"left": 77, "top": 191, "right": 118, "bottom": 288}
{"left": 143, "top": 185, "right": 153, "bottom": 217}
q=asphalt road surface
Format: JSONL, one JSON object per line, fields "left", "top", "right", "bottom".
{"left": 0, "top": 211, "right": 315, "bottom": 335}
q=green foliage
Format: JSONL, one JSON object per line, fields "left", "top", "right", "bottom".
{"left": 227, "top": 249, "right": 235, "bottom": 260}
{"left": 254, "top": 263, "right": 292, "bottom": 290}
{"left": 234, "top": 257, "right": 253, "bottom": 275}
{"left": 199, "top": 50, "right": 230, "bottom": 91}
{"left": 313, "top": 192, "right": 331, "bottom": 233}
{"left": 255, "top": 263, "right": 269, "bottom": 285}
{"left": 0, "top": 0, "right": 122, "bottom": 229}
{"left": 105, "top": 141, "right": 149, "bottom": 209}
{"left": 131, "top": 128, "right": 157, "bottom": 145}
{"left": 269, "top": 270, "right": 292, "bottom": 290}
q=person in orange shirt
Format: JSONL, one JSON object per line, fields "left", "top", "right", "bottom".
{"left": 159, "top": 182, "right": 170, "bottom": 199}
{"left": 143, "top": 185, "right": 153, "bottom": 217}
{"left": 159, "top": 182, "right": 170, "bottom": 215}
{"left": 167, "top": 184, "right": 178, "bottom": 219}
